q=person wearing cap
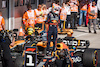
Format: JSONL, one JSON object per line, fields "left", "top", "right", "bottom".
{"left": 46, "top": 5, "right": 60, "bottom": 55}
{"left": 88, "top": 1, "right": 97, "bottom": 34}
{"left": 0, "top": 11, "right": 5, "bottom": 31}
{"left": 0, "top": 11, "right": 14, "bottom": 67}
{"left": 23, "top": 4, "right": 35, "bottom": 31}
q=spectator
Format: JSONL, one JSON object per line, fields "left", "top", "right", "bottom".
{"left": 42, "top": 4, "right": 48, "bottom": 32}
{"left": 79, "top": 0, "right": 87, "bottom": 27}
{"left": 97, "top": 0, "right": 100, "bottom": 17}
{"left": 88, "top": 1, "right": 97, "bottom": 34}
{"left": 52, "top": 1, "right": 61, "bottom": 15}
{"left": 23, "top": 4, "right": 35, "bottom": 30}
{"left": 42, "top": 4, "right": 48, "bottom": 22}
{"left": 65, "top": 1, "right": 71, "bottom": 28}
{"left": 0, "top": 11, "right": 14, "bottom": 67}
{"left": 97, "top": 0, "right": 100, "bottom": 28}
{"left": 34, "top": 5, "right": 44, "bottom": 30}
{"left": 34, "top": 4, "right": 44, "bottom": 24}
{"left": 69, "top": 0, "right": 79, "bottom": 29}
{"left": 59, "top": 3, "right": 67, "bottom": 32}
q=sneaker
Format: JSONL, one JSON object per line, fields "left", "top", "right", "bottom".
{"left": 85, "top": 25, "right": 87, "bottom": 27}
{"left": 74, "top": 27, "right": 77, "bottom": 29}
{"left": 94, "top": 31, "right": 97, "bottom": 34}
{"left": 70, "top": 27, "right": 73, "bottom": 29}
{"left": 89, "top": 31, "right": 91, "bottom": 33}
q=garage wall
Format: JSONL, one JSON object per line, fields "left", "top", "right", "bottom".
{"left": 0, "top": 0, "right": 9, "bottom": 30}
{"left": 14, "top": 0, "right": 37, "bottom": 29}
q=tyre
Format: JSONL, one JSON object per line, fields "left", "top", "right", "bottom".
{"left": 14, "top": 56, "right": 24, "bottom": 67}
{"left": 73, "top": 63, "right": 83, "bottom": 67}
{"left": 83, "top": 49, "right": 98, "bottom": 67}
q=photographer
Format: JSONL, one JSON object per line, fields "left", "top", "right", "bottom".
{"left": 0, "top": 11, "right": 5, "bottom": 60}
{"left": 0, "top": 11, "right": 14, "bottom": 67}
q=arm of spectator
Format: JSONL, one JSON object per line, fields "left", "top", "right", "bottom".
{"left": 23, "top": 12, "right": 27, "bottom": 25}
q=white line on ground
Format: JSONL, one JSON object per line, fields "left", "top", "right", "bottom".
{"left": 75, "top": 33, "right": 89, "bottom": 37}
{"left": 75, "top": 29, "right": 99, "bottom": 37}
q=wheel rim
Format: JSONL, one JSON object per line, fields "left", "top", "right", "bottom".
{"left": 93, "top": 50, "right": 98, "bottom": 67}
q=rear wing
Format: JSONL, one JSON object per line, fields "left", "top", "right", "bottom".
{"left": 62, "top": 39, "right": 90, "bottom": 49}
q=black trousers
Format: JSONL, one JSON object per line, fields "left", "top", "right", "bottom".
{"left": 71, "top": 12, "right": 78, "bottom": 28}
{"left": 98, "top": 10, "right": 100, "bottom": 22}
{"left": 66, "top": 15, "right": 71, "bottom": 28}
{"left": 0, "top": 39, "right": 14, "bottom": 67}
{"left": 47, "top": 25, "right": 57, "bottom": 51}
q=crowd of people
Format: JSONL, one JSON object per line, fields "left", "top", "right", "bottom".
{"left": 23, "top": 0, "right": 99, "bottom": 34}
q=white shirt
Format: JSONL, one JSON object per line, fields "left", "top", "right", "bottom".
{"left": 65, "top": 5, "right": 71, "bottom": 15}
{"left": 97, "top": 0, "right": 100, "bottom": 11}
{"left": 47, "top": 7, "right": 52, "bottom": 13}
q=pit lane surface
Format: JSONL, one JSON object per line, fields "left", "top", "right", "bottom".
{"left": 58, "top": 26, "right": 100, "bottom": 67}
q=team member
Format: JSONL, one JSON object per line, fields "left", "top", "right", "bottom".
{"left": 97, "top": 0, "right": 100, "bottom": 28}
{"left": 88, "top": 1, "right": 97, "bottom": 34}
{"left": 59, "top": 3, "right": 67, "bottom": 31}
{"left": 42, "top": 4, "right": 48, "bottom": 22}
{"left": 65, "top": 2, "right": 71, "bottom": 28}
{"left": 46, "top": 6, "right": 60, "bottom": 55}
{"left": 34, "top": 5, "right": 44, "bottom": 30}
{"left": 0, "top": 11, "right": 5, "bottom": 31}
{"left": 0, "top": 11, "right": 14, "bottom": 67}
{"left": 53, "top": 1, "right": 61, "bottom": 15}
{"left": 79, "top": 0, "right": 87, "bottom": 27}
{"left": 42, "top": 4, "right": 48, "bottom": 32}
{"left": 23, "top": 4, "right": 35, "bottom": 30}
{"left": 69, "top": 0, "right": 79, "bottom": 29}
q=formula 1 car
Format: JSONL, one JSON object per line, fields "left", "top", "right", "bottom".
{"left": 11, "top": 34, "right": 98, "bottom": 67}
{"left": 0, "top": 27, "right": 98, "bottom": 67}
{"left": 55, "top": 37, "right": 98, "bottom": 67}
